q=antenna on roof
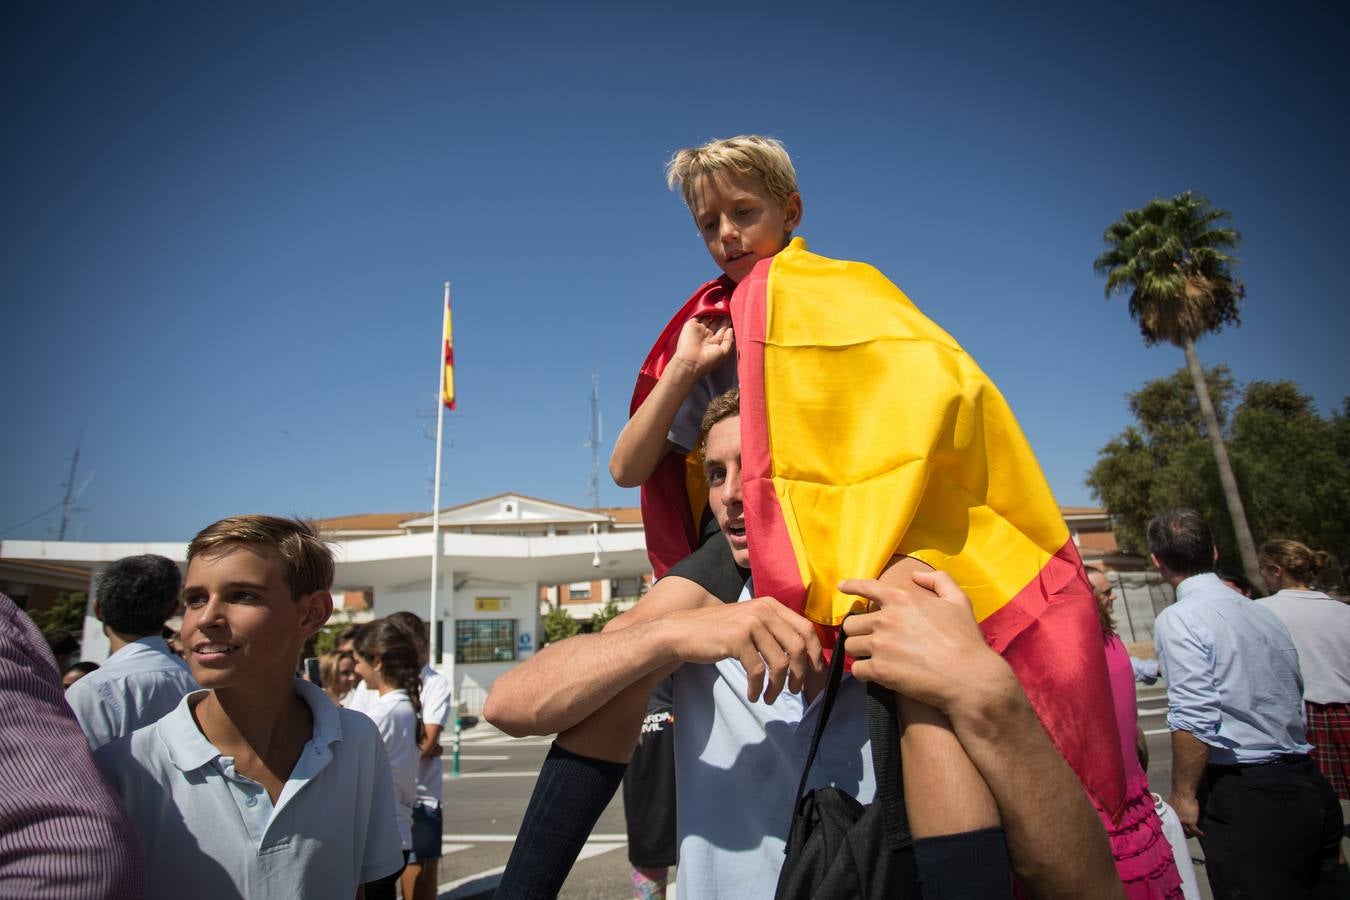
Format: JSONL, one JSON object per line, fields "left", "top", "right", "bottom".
{"left": 58, "top": 434, "right": 93, "bottom": 541}
{"left": 584, "top": 369, "right": 602, "bottom": 510}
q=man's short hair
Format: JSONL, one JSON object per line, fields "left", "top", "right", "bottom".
{"left": 694, "top": 388, "right": 740, "bottom": 462}
{"left": 96, "top": 554, "right": 182, "bottom": 636}
{"left": 186, "top": 515, "right": 334, "bottom": 599}
{"left": 1145, "top": 508, "right": 1215, "bottom": 578}
{"left": 666, "top": 135, "right": 799, "bottom": 209}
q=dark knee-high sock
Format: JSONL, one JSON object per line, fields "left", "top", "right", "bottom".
{"left": 912, "top": 826, "right": 1013, "bottom": 899}
{"left": 493, "top": 742, "right": 628, "bottom": 899}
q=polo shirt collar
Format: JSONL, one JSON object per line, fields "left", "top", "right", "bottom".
{"left": 111, "top": 635, "right": 173, "bottom": 662}
{"left": 158, "top": 678, "right": 344, "bottom": 774}
{"left": 1175, "top": 571, "right": 1222, "bottom": 604}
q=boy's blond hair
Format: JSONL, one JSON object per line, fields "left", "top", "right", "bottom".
{"left": 187, "top": 515, "right": 334, "bottom": 599}
{"left": 666, "top": 136, "right": 798, "bottom": 208}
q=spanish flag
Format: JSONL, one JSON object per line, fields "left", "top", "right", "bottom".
{"left": 442, "top": 283, "right": 456, "bottom": 411}
{"left": 632, "top": 239, "right": 1170, "bottom": 886}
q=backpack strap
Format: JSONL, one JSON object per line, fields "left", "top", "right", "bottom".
{"left": 790, "top": 621, "right": 910, "bottom": 850}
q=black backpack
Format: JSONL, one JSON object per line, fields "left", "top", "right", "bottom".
{"left": 774, "top": 625, "right": 921, "bottom": 899}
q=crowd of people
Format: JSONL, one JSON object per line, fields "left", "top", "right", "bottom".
{"left": 1, "top": 132, "right": 1347, "bottom": 900}
{"left": 1, "top": 515, "right": 453, "bottom": 899}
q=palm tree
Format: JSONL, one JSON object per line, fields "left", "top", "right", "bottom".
{"left": 1094, "top": 191, "right": 1262, "bottom": 587}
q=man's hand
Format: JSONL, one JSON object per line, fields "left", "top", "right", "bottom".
{"left": 660, "top": 596, "right": 823, "bottom": 705}
{"left": 674, "top": 316, "right": 734, "bottom": 377}
{"left": 1169, "top": 792, "right": 1204, "bottom": 838}
{"left": 840, "top": 569, "right": 1006, "bottom": 717}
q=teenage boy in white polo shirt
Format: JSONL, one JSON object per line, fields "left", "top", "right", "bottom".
{"left": 95, "top": 515, "right": 404, "bottom": 899}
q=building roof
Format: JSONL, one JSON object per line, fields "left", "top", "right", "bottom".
{"left": 314, "top": 513, "right": 423, "bottom": 532}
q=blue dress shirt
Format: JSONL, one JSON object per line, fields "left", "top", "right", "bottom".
{"left": 1154, "top": 572, "right": 1312, "bottom": 764}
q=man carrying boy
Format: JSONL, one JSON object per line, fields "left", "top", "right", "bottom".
{"left": 66, "top": 553, "right": 198, "bottom": 750}
{"left": 95, "top": 516, "right": 404, "bottom": 899}
{"left": 488, "top": 391, "right": 1122, "bottom": 898}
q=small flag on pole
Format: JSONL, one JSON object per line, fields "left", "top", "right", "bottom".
{"left": 441, "top": 283, "right": 456, "bottom": 410}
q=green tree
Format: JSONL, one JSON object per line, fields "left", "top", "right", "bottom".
{"left": 1088, "top": 370, "right": 1349, "bottom": 588}
{"left": 542, "top": 606, "right": 580, "bottom": 644}
{"left": 589, "top": 598, "right": 620, "bottom": 632}
{"left": 1094, "top": 191, "right": 1262, "bottom": 586}
{"left": 27, "top": 590, "right": 88, "bottom": 636}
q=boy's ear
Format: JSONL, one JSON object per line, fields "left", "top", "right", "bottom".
{"left": 783, "top": 192, "right": 803, "bottom": 232}
{"left": 298, "top": 590, "right": 334, "bottom": 636}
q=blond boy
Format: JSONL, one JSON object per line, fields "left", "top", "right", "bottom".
{"left": 609, "top": 135, "right": 802, "bottom": 488}
{"left": 95, "top": 516, "right": 403, "bottom": 899}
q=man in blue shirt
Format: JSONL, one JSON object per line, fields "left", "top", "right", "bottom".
{"left": 1150, "top": 508, "right": 1342, "bottom": 899}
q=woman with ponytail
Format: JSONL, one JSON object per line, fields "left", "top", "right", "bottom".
{"left": 352, "top": 619, "right": 424, "bottom": 899}
{"left": 1257, "top": 540, "right": 1350, "bottom": 806}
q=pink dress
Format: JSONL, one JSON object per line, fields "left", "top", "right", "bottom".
{"left": 1101, "top": 633, "right": 1184, "bottom": 898}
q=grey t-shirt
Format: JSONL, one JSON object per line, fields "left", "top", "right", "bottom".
{"left": 667, "top": 355, "right": 739, "bottom": 452}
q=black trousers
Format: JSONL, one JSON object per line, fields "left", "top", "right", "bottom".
{"left": 1198, "top": 757, "right": 1343, "bottom": 900}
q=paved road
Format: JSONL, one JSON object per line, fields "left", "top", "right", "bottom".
{"left": 434, "top": 684, "right": 1206, "bottom": 899}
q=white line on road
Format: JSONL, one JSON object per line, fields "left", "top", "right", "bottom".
{"left": 453, "top": 754, "right": 510, "bottom": 761}
{"left": 444, "top": 834, "right": 627, "bottom": 843}
{"left": 450, "top": 771, "right": 540, "bottom": 778}
{"left": 1143, "top": 728, "right": 1170, "bottom": 736}
{"left": 1137, "top": 706, "right": 1168, "bottom": 716}
{"left": 437, "top": 841, "right": 626, "bottom": 899}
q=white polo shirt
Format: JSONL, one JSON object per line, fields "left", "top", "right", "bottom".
{"left": 361, "top": 689, "right": 418, "bottom": 849}
{"left": 66, "top": 636, "right": 198, "bottom": 750}
{"left": 417, "top": 665, "right": 453, "bottom": 807}
{"left": 94, "top": 678, "right": 404, "bottom": 899}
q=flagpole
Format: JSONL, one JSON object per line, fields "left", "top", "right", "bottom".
{"left": 430, "top": 283, "right": 449, "bottom": 675}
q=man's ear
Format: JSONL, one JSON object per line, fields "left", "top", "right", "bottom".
{"left": 93, "top": 598, "right": 103, "bottom": 623}
{"left": 1149, "top": 553, "right": 1163, "bottom": 573}
{"left": 299, "top": 590, "right": 333, "bottom": 636}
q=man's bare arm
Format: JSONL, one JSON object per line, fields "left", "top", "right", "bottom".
{"left": 484, "top": 575, "right": 823, "bottom": 738}
{"left": 841, "top": 570, "right": 1123, "bottom": 900}
{"left": 1168, "top": 730, "right": 1210, "bottom": 838}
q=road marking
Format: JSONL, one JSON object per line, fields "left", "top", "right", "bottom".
{"left": 444, "top": 834, "right": 627, "bottom": 842}
{"left": 437, "top": 841, "right": 626, "bottom": 899}
{"left": 450, "top": 771, "right": 540, "bottom": 778}
{"left": 441, "top": 843, "right": 473, "bottom": 854}
{"left": 453, "top": 754, "right": 510, "bottom": 761}
{"left": 1137, "top": 706, "right": 1168, "bottom": 716}
{"left": 1143, "top": 727, "right": 1170, "bottom": 736}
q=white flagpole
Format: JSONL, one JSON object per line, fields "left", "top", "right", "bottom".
{"left": 430, "top": 283, "right": 449, "bottom": 671}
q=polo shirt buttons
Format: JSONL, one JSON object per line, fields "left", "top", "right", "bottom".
{"left": 245, "top": 795, "right": 258, "bottom": 807}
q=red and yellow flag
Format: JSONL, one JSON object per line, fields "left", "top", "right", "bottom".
{"left": 632, "top": 236, "right": 1128, "bottom": 825}
{"left": 442, "top": 285, "right": 456, "bottom": 410}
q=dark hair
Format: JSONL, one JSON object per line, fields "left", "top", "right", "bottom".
{"left": 97, "top": 555, "right": 182, "bottom": 636}
{"left": 1146, "top": 508, "right": 1215, "bottom": 578}
{"left": 695, "top": 388, "right": 740, "bottom": 462}
{"left": 63, "top": 660, "right": 100, "bottom": 676}
{"left": 1215, "top": 567, "right": 1256, "bottom": 598}
{"left": 353, "top": 619, "right": 424, "bottom": 744}
{"left": 336, "top": 623, "right": 361, "bottom": 647}
{"left": 385, "top": 611, "right": 430, "bottom": 667}
{"left": 44, "top": 629, "right": 80, "bottom": 659}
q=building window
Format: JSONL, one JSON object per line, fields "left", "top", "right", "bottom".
{"left": 567, "top": 581, "right": 591, "bottom": 599}
{"left": 457, "top": 619, "right": 516, "bottom": 663}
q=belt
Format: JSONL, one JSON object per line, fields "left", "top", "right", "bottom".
{"left": 1208, "top": 753, "right": 1310, "bottom": 771}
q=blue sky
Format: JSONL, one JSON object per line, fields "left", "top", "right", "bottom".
{"left": 3, "top": 2, "right": 1346, "bottom": 541}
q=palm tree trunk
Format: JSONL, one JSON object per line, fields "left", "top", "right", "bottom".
{"left": 1182, "top": 340, "right": 1262, "bottom": 587}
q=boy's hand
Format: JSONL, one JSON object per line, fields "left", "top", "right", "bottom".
{"left": 674, "top": 316, "right": 734, "bottom": 376}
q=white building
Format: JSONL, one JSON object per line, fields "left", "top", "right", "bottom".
{"left": 0, "top": 493, "right": 653, "bottom": 714}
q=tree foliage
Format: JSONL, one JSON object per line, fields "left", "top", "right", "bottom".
{"left": 589, "top": 598, "right": 621, "bottom": 633}
{"left": 1093, "top": 191, "right": 1244, "bottom": 348}
{"left": 542, "top": 606, "right": 580, "bottom": 644}
{"left": 26, "top": 591, "right": 88, "bottom": 637}
{"left": 1088, "top": 369, "right": 1350, "bottom": 587}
